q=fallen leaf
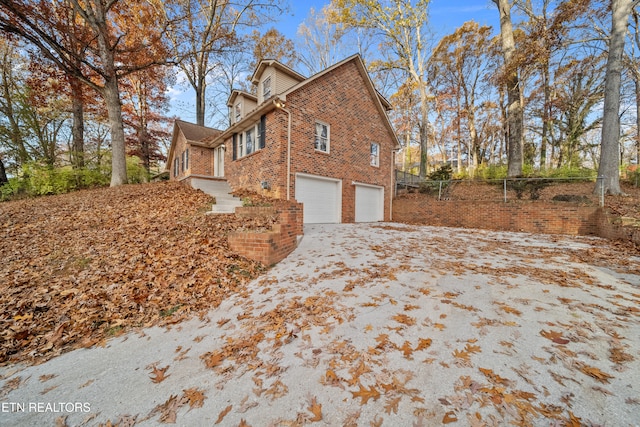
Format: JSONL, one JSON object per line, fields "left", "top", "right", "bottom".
{"left": 442, "top": 411, "right": 458, "bottom": 424}
{"left": 351, "top": 384, "right": 381, "bottom": 404}
{"left": 577, "top": 363, "right": 613, "bottom": 384}
{"left": 400, "top": 341, "right": 414, "bottom": 358}
{"left": 149, "top": 365, "right": 170, "bottom": 383}
{"left": 393, "top": 313, "right": 416, "bottom": 326}
{"left": 182, "top": 388, "right": 206, "bottom": 408}
{"left": 540, "top": 330, "right": 569, "bottom": 344}
{"left": 384, "top": 396, "right": 401, "bottom": 415}
{"left": 415, "top": 338, "right": 432, "bottom": 351}
{"left": 202, "top": 351, "right": 224, "bottom": 369}
{"left": 308, "top": 397, "right": 323, "bottom": 422}
{"left": 215, "top": 405, "right": 232, "bottom": 424}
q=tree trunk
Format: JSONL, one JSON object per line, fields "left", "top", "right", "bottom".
{"left": 596, "top": 0, "right": 634, "bottom": 195}
{"left": 0, "top": 156, "right": 8, "bottom": 185}
{"left": 494, "top": 0, "right": 523, "bottom": 177}
{"left": 637, "top": 78, "right": 640, "bottom": 165}
{"left": 418, "top": 85, "right": 430, "bottom": 178}
{"left": 541, "top": 66, "right": 551, "bottom": 171}
{"left": 70, "top": 77, "right": 84, "bottom": 168}
{"left": 195, "top": 77, "right": 206, "bottom": 126}
{"left": 103, "top": 77, "right": 128, "bottom": 186}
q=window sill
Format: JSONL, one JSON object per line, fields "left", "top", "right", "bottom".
{"left": 234, "top": 149, "right": 263, "bottom": 162}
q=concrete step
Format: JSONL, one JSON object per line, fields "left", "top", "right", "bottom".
{"left": 189, "top": 178, "right": 243, "bottom": 215}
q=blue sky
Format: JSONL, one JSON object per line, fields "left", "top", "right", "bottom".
{"left": 278, "top": 0, "right": 499, "bottom": 40}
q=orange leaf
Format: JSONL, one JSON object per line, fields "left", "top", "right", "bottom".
{"left": 443, "top": 411, "right": 458, "bottom": 424}
{"left": 307, "top": 397, "right": 323, "bottom": 422}
{"left": 149, "top": 365, "right": 169, "bottom": 383}
{"left": 453, "top": 349, "right": 470, "bottom": 360}
{"left": 384, "top": 396, "right": 401, "bottom": 414}
{"left": 415, "top": 338, "right": 432, "bottom": 351}
{"left": 202, "top": 351, "right": 224, "bottom": 369}
{"left": 392, "top": 313, "right": 416, "bottom": 326}
{"left": 577, "top": 363, "right": 613, "bottom": 384}
{"left": 215, "top": 405, "right": 232, "bottom": 424}
{"left": 400, "top": 341, "right": 414, "bottom": 358}
{"left": 464, "top": 344, "right": 481, "bottom": 354}
{"left": 351, "top": 384, "right": 381, "bottom": 404}
{"left": 182, "top": 388, "right": 206, "bottom": 408}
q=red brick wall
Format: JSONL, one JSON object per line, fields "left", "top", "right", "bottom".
{"left": 595, "top": 210, "right": 640, "bottom": 245}
{"left": 393, "top": 197, "right": 600, "bottom": 235}
{"left": 224, "top": 59, "right": 395, "bottom": 222}
{"left": 189, "top": 146, "right": 214, "bottom": 177}
{"left": 227, "top": 202, "right": 303, "bottom": 265}
{"left": 393, "top": 195, "right": 640, "bottom": 245}
{"left": 170, "top": 132, "right": 214, "bottom": 180}
{"left": 223, "top": 111, "right": 288, "bottom": 199}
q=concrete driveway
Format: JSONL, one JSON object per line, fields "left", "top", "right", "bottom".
{"left": 1, "top": 224, "right": 639, "bottom": 426}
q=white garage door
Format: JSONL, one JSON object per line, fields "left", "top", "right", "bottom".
{"left": 295, "top": 174, "right": 342, "bottom": 223}
{"left": 355, "top": 184, "right": 384, "bottom": 223}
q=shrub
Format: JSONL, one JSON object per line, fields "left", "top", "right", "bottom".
{"left": 427, "top": 164, "right": 453, "bottom": 181}
{"left": 0, "top": 161, "right": 119, "bottom": 201}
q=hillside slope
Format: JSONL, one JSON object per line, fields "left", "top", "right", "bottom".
{"left": 1, "top": 182, "right": 268, "bottom": 365}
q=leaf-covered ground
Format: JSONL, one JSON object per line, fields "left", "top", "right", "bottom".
{"left": 1, "top": 223, "right": 639, "bottom": 427}
{"left": 0, "top": 182, "right": 270, "bottom": 365}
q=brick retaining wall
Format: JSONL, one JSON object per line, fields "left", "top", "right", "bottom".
{"left": 393, "top": 196, "right": 639, "bottom": 245}
{"left": 228, "top": 202, "right": 303, "bottom": 266}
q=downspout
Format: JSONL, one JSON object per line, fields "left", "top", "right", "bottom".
{"left": 391, "top": 149, "right": 397, "bottom": 221}
{"left": 274, "top": 98, "right": 292, "bottom": 200}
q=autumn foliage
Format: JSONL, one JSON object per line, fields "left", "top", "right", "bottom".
{"left": 0, "top": 182, "right": 268, "bottom": 365}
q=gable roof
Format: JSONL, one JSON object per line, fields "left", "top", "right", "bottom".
{"left": 201, "top": 54, "right": 400, "bottom": 150}
{"left": 278, "top": 54, "right": 399, "bottom": 149}
{"left": 227, "top": 90, "right": 257, "bottom": 107}
{"left": 250, "top": 59, "right": 306, "bottom": 85}
{"left": 175, "top": 119, "right": 222, "bottom": 143}
{"left": 166, "top": 120, "right": 223, "bottom": 171}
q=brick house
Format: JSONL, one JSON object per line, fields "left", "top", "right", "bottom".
{"left": 167, "top": 54, "right": 399, "bottom": 223}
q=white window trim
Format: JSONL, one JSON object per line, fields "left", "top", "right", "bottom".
{"left": 235, "top": 122, "right": 262, "bottom": 159}
{"left": 235, "top": 103, "right": 242, "bottom": 123}
{"left": 263, "top": 76, "right": 272, "bottom": 99}
{"left": 314, "top": 121, "right": 330, "bottom": 153}
{"left": 370, "top": 143, "right": 380, "bottom": 167}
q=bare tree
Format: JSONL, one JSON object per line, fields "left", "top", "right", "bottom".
{"left": 596, "top": 0, "right": 639, "bottom": 195}
{"left": 164, "top": 0, "right": 286, "bottom": 127}
{"left": 493, "top": 0, "right": 524, "bottom": 177}
{"left": 331, "top": 0, "right": 434, "bottom": 177}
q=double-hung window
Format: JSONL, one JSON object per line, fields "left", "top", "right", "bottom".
{"left": 370, "top": 143, "right": 379, "bottom": 167}
{"left": 314, "top": 121, "right": 329, "bottom": 152}
{"left": 233, "top": 116, "right": 266, "bottom": 160}
{"left": 245, "top": 127, "right": 255, "bottom": 156}
{"left": 263, "top": 77, "right": 272, "bottom": 99}
{"left": 235, "top": 103, "right": 242, "bottom": 123}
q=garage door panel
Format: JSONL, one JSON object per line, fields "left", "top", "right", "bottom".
{"left": 295, "top": 175, "right": 341, "bottom": 224}
{"left": 355, "top": 184, "right": 383, "bottom": 223}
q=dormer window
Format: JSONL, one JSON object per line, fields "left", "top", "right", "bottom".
{"left": 235, "top": 103, "right": 242, "bottom": 122}
{"left": 263, "top": 77, "right": 272, "bottom": 99}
